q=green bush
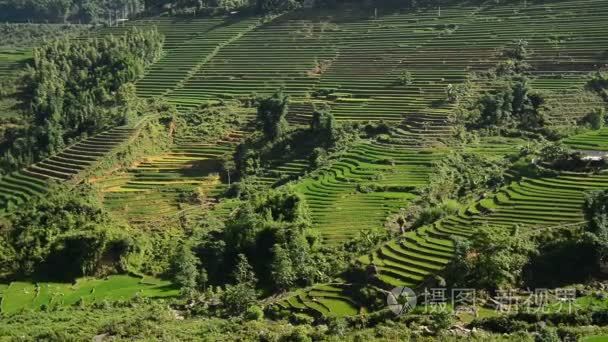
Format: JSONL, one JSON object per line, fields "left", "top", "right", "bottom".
{"left": 0, "top": 184, "right": 135, "bottom": 280}
{"left": 244, "top": 305, "right": 264, "bottom": 321}
{"left": 580, "top": 108, "right": 606, "bottom": 130}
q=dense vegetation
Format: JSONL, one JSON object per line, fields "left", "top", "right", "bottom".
{"left": 0, "top": 23, "right": 90, "bottom": 48}
{"left": 0, "top": 184, "right": 135, "bottom": 280}
{"left": 0, "top": 26, "right": 163, "bottom": 173}
{"left": 2, "top": 0, "right": 608, "bottom": 340}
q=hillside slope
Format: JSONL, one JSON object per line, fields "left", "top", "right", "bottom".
{"left": 1, "top": 0, "right": 608, "bottom": 321}
{"left": 104, "top": 0, "right": 607, "bottom": 124}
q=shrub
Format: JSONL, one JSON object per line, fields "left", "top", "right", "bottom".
{"left": 580, "top": 108, "right": 606, "bottom": 130}
{"left": 310, "top": 147, "right": 329, "bottom": 168}
{"left": 244, "top": 305, "right": 264, "bottom": 321}
{"left": 281, "top": 326, "right": 312, "bottom": 342}
{"left": 471, "top": 316, "right": 529, "bottom": 333}
{"left": 535, "top": 326, "right": 560, "bottom": 342}
{"left": 422, "top": 152, "right": 508, "bottom": 203}
{"left": 291, "top": 312, "right": 315, "bottom": 325}
{"left": 587, "top": 71, "right": 608, "bottom": 101}
{"left": 397, "top": 70, "right": 414, "bottom": 86}
{"left": 429, "top": 312, "right": 453, "bottom": 332}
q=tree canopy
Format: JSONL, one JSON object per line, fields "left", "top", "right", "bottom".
{"left": 447, "top": 225, "right": 537, "bottom": 290}
{"left": 0, "top": 184, "right": 135, "bottom": 280}
{"left": 1, "top": 26, "right": 163, "bottom": 173}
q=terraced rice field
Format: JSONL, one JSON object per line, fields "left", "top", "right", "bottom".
{"left": 98, "top": 16, "right": 264, "bottom": 111}
{"left": 359, "top": 172, "right": 608, "bottom": 288}
{"left": 0, "top": 49, "right": 29, "bottom": 79}
{"left": 0, "top": 126, "right": 135, "bottom": 212}
{"left": 267, "top": 1, "right": 608, "bottom": 314}
{"left": 76, "top": 0, "right": 608, "bottom": 232}
{"left": 99, "top": 130, "right": 247, "bottom": 222}
{"left": 293, "top": 132, "right": 524, "bottom": 247}
{"left": 273, "top": 283, "right": 360, "bottom": 318}
{"left": 296, "top": 142, "right": 438, "bottom": 245}
{"left": 277, "top": 172, "right": 608, "bottom": 317}
{"left": 84, "top": 0, "right": 606, "bottom": 126}
{"left": 0, "top": 275, "right": 177, "bottom": 314}
{"left": 2, "top": 0, "right": 607, "bottom": 319}
{"left": 564, "top": 128, "right": 608, "bottom": 151}
{"left": 0, "top": 49, "right": 30, "bottom": 118}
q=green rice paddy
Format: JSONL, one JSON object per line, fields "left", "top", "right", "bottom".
{"left": 0, "top": 275, "right": 178, "bottom": 314}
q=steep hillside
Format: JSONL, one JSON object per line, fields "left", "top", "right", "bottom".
{"left": 2, "top": 1, "right": 608, "bottom": 332}
{"left": 0, "top": 118, "right": 168, "bottom": 214}
{"left": 101, "top": 0, "right": 607, "bottom": 124}
{"left": 96, "top": 0, "right": 608, "bottom": 291}
{"left": 85, "top": 0, "right": 607, "bottom": 225}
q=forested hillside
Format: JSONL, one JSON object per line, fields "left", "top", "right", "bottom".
{"left": 1, "top": 0, "right": 608, "bottom": 341}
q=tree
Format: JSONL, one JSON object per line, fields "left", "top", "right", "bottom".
{"left": 0, "top": 0, "right": 146, "bottom": 24}
{"left": 286, "top": 231, "right": 316, "bottom": 285}
{"left": 0, "top": 184, "right": 133, "bottom": 280}
{"left": 446, "top": 83, "right": 457, "bottom": 103}
{"left": 310, "top": 109, "right": 337, "bottom": 147}
{"left": 221, "top": 282, "right": 258, "bottom": 316}
{"left": 221, "top": 253, "right": 258, "bottom": 316}
{"left": 472, "top": 77, "right": 545, "bottom": 131}
{"left": 309, "top": 147, "right": 328, "bottom": 168}
{"left": 256, "top": 90, "right": 289, "bottom": 142}
{"left": 270, "top": 244, "right": 296, "bottom": 290}
{"left": 504, "top": 39, "right": 529, "bottom": 61}
{"left": 221, "top": 156, "right": 236, "bottom": 186}
{"left": 257, "top": 0, "right": 299, "bottom": 13}
{"left": 397, "top": 70, "right": 414, "bottom": 86}
{"left": 0, "top": 230, "right": 20, "bottom": 279}
{"left": 172, "top": 245, "right": 200, "bottom": 297}
{"left": 214, "top": 0, "right": 248, "bottom": 10}
{"left": 535, "top": 327, "right": 560, "bottom": 342}
{"left": 583, "top": 190, "right": 608, "bottom": 266}
{"left": 45, "top": 0, "right": 73, "bottom": 22}
{"left": 581, "top": 108, "right": 606, "bottom": 130}
{"left": 446, "top": 83, "right": 467, "bottom": 103}
{"left": 447, "top": 225, "right": 537, "bottom": 290}
{"left": 244, "top": 305, "right": 264, "bottom": 320}
{"left": 221, "top": 188, "right": 317, "bottom": 290}
{"left": 233, "top": 253, "right": 257, "bottom": 285}
{"left": 422, "top": 152, "right": 507, "bottom": 203}
{"left": 536, "top": 143, "right": 587, "bottom": 171}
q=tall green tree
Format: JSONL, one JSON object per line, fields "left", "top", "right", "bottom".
{"left": 256, "top": 90, "right": 289, "bottom": 142}
{"left": 310, "top": 109, "right": 337, "bottom": 146}
{"left": 584, "top": 190, "right": 608, "bottom": 266}
{"left": 172, "top": 245, "right": 200, "bottom": 297}
{"left": 233, "top": 253, "right": 257, "bottom": 285}
{"left": 256, "top": 0, "right": 299, "bottom": 13}
{"left": 270, "top": 244, "right": 296, "bottom": 290}
{"left": 423, "top": 152, "right": 507, "bottom": 203}
{"left": 221, "top": 188, "right": 318, "bottom": 290}
{"left": 221, "top": 253, "right": 258, "bottom": 315}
